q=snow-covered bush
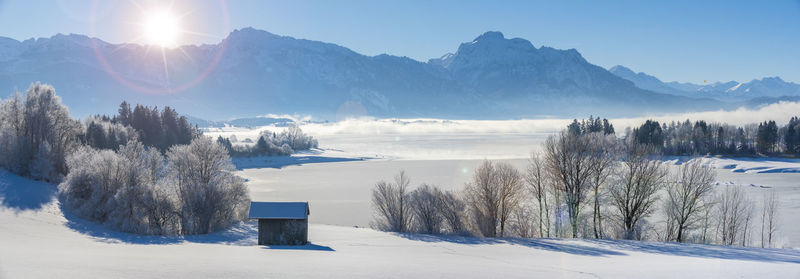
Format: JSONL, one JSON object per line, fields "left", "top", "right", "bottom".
{"left": 59, "top": 138, "right": 249, "bottom": 235}
{"left": 262, "top": 125, "right": 318, "bottom": 151}
{"left": 220, "top": 125, "right": 318, "bottom": 157}
{"left": 59, "top": 142, "right": 172, "bottom": 234}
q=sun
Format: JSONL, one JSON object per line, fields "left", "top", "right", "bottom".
{"left": 141, "top": 9, "right": 181, "bottom": 48}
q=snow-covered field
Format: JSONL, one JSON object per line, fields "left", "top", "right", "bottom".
{"left": 1, "top": 170, "right": 799, "bottom": 278}
{"left": 3, "top": 119, "right": 800, "bottom": 278}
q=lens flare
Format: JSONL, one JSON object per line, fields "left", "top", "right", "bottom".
{"left": 142, "top": 9, "right": 181, "bottom": 48}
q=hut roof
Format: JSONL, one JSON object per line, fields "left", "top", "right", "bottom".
{"left": 248, "top": 202, "right": 310, "bottom": 219}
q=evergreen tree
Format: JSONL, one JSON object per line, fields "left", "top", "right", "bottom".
{"left": 117, "top": 101, "right": 131, "bottom": 126}
{"left": 634, "top": 120, "right": 664, "bottom": 148}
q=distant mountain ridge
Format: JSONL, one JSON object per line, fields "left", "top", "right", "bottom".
{"left": 609, "top": 65, "right": 800, "bottom": 101}
{"left": 0, "top": 28, "right": 736, "bottom": 120}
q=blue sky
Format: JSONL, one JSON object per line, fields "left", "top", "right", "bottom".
{"left": 0, "top": 0, "right": 798, "bottom": 84}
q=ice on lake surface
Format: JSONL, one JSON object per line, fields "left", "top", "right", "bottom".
{"left": 214, "top": 125, "right": 800, "bottom": 248}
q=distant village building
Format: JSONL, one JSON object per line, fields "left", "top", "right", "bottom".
{"left": 248, "top": 202, "right": 310, "bottom": 245}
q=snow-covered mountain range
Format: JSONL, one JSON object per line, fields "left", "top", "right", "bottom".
{"left": 609, "top": 65, "right": 800, "bottom": 102}
{"left": 0, "top": 28, "right": 773, "bottom": 120}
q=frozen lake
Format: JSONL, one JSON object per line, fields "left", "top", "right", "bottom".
{"left": 238, "top": 157, "right": 800, "bottom": 244}
{"left": 210, "top": 122, "right": 800, "bottom": 247}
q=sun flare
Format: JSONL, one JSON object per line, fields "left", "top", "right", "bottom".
{"left": 141, "top": 9, "right": 181, "bottom": 48}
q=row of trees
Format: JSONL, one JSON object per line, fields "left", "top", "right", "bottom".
{"left": 371, "top": 171, "right": 466, "bottom": 234}
{"left": 103, "top": 102, "right": 198, "bottom": 152}
{"left": 216, "top": 126, "right": 318, "bottom": 157}
{"left": 0, "top": 83, "right": 250, "bottom": 236}
{"left": 372, "top": 120, "right": 782, "bottom": 248}
{"left": 82, "top": 116, "right": 138, "bottom": 151}
{"left": 631, "top": 118, "right": 800, "bottom": 156}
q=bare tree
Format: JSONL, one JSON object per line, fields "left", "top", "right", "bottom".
{"left": 715, "top": 185, "right": 753, "bottom": 246}
{"left": 609, "top": 141, "right": 668, "bottom": 240}
{"left": 439, "top": 190, "right": 466, "bottom": 234}
{"left": 760, "top": 189, "right": 779, "bottom": 248}
{"left": 465, "top": 160, "right": 500, "bottom": 237}
{"left": 496, "top": 162, "right": 524, "bottom": 237}
{"left": 510, "top": 203, "right": 536, "bottom": 238}
{"left": 587, "top": 133, "right": 617, "bottom": 238}
{"left": 371, "top": 171, "right": 413, "bottom": 232}
{"left": 410, "top": 184, "right": 444, "bottom": 234}
{"left": 543, "top": 131, "right": 595, "bottom": 238}
{"left": 525, "top": 152, "right": 550, "bottom": 237}
{"left": 665, "top": 159, "right": 717, "bottom": 242}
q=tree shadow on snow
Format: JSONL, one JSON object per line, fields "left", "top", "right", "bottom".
{"left": 62, "top": 204, "right": 259, "bottom": 246}
{"left": 233, "top": 155, "right": 370, "bottom": 170}
{"left": 0, "top": 170, "right": 57, "bottom": 211}
{"left": 398, "top": 233, "right": 626, "bottom": 257}
{"left": 589, "top": 239, "right": 800, "bottom": 264}
{"left": 261, "top": 243, "right": 335, "bottom": 252}
{"left": 400, "top": 233, "right": 800, "bottom": 263}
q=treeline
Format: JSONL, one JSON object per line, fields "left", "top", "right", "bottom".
{"left": 215, "top": 126, "right": 318, "bottom": 157}
{"left": 631, "top": 118, "right": 800, "bottom": 156}
{"left": 0, "top": 83, "right": 250, "bottom": 235}
{"left": 86, "top": 101, "right": 198, "bottom": 152}
{"left": 372, "top": 117, "right": 782, "bottom": 248}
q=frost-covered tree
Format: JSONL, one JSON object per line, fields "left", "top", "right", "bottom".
{"left": 543, "top": 131, "right": 595, "bottom": 238}
{"left": 465, "top": 160, "right": 500, "bottom": 237}
{"left": 409, "top": 184, "right": 443, "bottom": 234}
{"left": 525, "top": 152, "right": 550, "bottom": 238}
{"left": 165, "top": 137, "right": 250, "bottom": 234}
{"left": 371, "top": 171, "right": 413, "bottom": 232}
{"left": 760, "top": 189, "right": 779, "bottom": 248}
{"left": 59, "top": 138, "right": 249, "bottom": 235}
{"left": 609, "top": 141, "right": 668, "bottom": 240}
{"left": 0, "top": 83, "right": 81, "bottom": 178}
{"left": 495, "top": 162, "right": 524, "bottom": 237}
{"left": 83, "top": 116, "right": 138, "bottom": 150}
{"left": 30, "top": 141, "right": 57, "bottom": 182}
{"left": 439, "top": 190, "right": 466, "bottom": 234}
{"left": 664, "top": 159, "right": 716, "bottom": 243}
{"left": 715, "top": 185, "right": 753, "bottom": 246}
{"left": 587, "top": 132, "right": 617, "bottom": 239}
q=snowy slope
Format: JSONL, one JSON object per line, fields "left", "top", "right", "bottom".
{"left": 2, "top": 170, "right": 800, "bottom": 278}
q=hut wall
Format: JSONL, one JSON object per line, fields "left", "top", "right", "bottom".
{"left": 258, "top": 219, "right": 308, "bottom": 245}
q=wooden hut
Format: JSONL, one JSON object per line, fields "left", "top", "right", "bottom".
{"left": 248, "top": 202, "right": 310, "bottom": 245}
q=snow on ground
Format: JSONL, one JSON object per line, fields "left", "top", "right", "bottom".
{"left": 664, "top": 156, "right": 800, "bottom": 174}
{"left": 202, "top": 122, "right": 800, "bottom": 247}
{"left": 1, "top": 170, "right": 799, "bottom": 278}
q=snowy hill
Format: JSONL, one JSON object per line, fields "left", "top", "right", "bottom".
{"left": 2, "top": 169, "right": 799, "bottom": 278}
{"left": 0, "top": 29, "right": 720, "bottom": 120}
{"left": 610, "top": 65, "right": 800, "bottom": 101}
